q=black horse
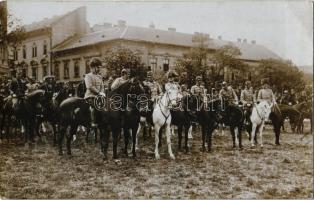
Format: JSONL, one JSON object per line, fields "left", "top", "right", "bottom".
{"left": 0, "top": 90, "right": 46, "bottom": 145}
{"left": 293, "top": 101, "right": 312, "bottom": 134}
{"left": 170, "top": 94, "right": 198, "bottom": 153}
{"left": 204, "top": 98, "right": 244, "bottom": 151}
{"left": 122, "top": 81, "right": 146, "bottom": 158}
{"left": 40, "top": 85, "right": 71, "bottom": 145}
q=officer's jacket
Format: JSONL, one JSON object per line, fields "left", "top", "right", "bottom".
{"left": 219, "top": 87, "right": 238, "bottom": 102}
{"left": 10, "top": 78, "right": 27, "bottom": 96}
{"left": 257, "top": 88, "right": 275, "bottom": 103}
{"left": 84, "top": 72, "right": 104, "bottom": 98}
{"left": 111, "top": 77, "right": 128, "bottom": 91}
{"left": 143, "top": 80, "right": 162, "bottom": 98}
{"left": 240, "top": 88, "right": 255, "bottom": 104}
{"left": 191, "top": 84, "right": 205, "bottom": 95}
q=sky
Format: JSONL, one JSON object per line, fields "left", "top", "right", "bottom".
{"left": 6, "top": 0, "right": 313, "bottom": 67}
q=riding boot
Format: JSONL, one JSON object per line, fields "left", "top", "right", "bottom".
{"left": 90, "top": 107, "right": 97, "bottom": 128}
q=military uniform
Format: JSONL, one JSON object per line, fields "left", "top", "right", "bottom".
{"left": 84, "top": 73, "right": 104, "bottom": 98}
{"left": 191, "top": 84, "right": 205, "bottom": 96}
{"left": 219, "top": 87, "right": 238, "bottom": 104}
{"left": 143, "top": 80, "right": 162, "bottom": 100}
{"left": 240, "top": 87, "right": 255, "bottom": 105}
{"left": 257, "top": 88, "right": 275, "bottom": 104}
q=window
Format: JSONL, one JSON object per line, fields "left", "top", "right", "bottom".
{"left": 85, "top": 59, "right": 90, "bottom": 73}
{"left": 74, "top": 61, "right": 80, "bottom": 78}
{"left": 32, "top": 67, "right": 37, "bottom": 80}
{"left": 163, "top": 58, "right": 169, "bottom": 72}
{"left": 22, "top": 45, "right": 26, "bottom": 59}
{"left": 42, "top": 65, "right": 48, "bottom": 77}
{"left": 54, "top": 63, "right": 60, "bottom": 80}
{"left": 150, "top": 58, "right": 157, "bottom": 72}
{"left": 64, "top": 61, "right": 69, "bottom": 79}
{"left": 32, "top": 43, "right": 37, "bottom": 58}
{"left": 13, "top": 50, "right": 18, "bottom": 60}
{"left": 43, "top": 41, "right": 47, "bottom": 55}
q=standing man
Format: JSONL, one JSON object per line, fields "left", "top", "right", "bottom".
{"left": 77, "top": 74, "right": 87, "bottom": 98}
{"left": 84, "top": 58, "right": 105, "bottom": 128}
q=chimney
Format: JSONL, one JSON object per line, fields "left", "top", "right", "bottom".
{"left": 168, "top": 27, "right": 176, "bottom": 32}
{"left": 237, "top": 38, "right": 242, "bottom": 43}
{"left": 243, "top": 39, "right": 247, "bottom": 43}
{"left": 117, "top": 20, "right": 126, "bottom": 27}
{"left": 251, "top": 40, "right": 256, "bottom": 44}
{"left": 149, "top": 22, "right": 155, "bottom": 29}
{"left": 218, "top": 35, "right": 222, "bottom": 40}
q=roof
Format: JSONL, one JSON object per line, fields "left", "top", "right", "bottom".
{"left": 54, "top": 25, "right": 282, "bottom": 61}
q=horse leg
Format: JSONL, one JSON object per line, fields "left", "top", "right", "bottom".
{"left": 123, "top": 128, "right": 129, "bottom": 157}
{"left": 58, "top": 125, "right": 67, "bottom": 155}
{"left": 131, "top": 125, "right": 138, "bottom": 158}
{"left": 250, "top": 123, "right": 257, "bottom": 147}
{"left": 201, "top": 125, "right": 206, "bottom": 152}
{"left": 154, "top": 125, "right": 161, "bottom": 159}
{"left": 66, "top": 124, "right": 77, "bottom": 155}
{"left": 259, "top": 121, "right": 265, "bottom": 147}
{"left": 230, "top": 126, "right": 236, "bottom": 148}
{"left": 158, "top": 127, "right": 163, "bottom": 148}
{"left": 238, "top": 126, "right": 243, "bottom": 149}
{"left": 112, "top": 128, "right": 120, "bottom": 159}
{"left": 207, "top": 127, "right": 214, "bottom": 152}
{"left": 100, "top": 126, "right": 109, "bottom": 160}
{"left": 52, "top": 123, "right": 57, "bottom": 146}
{"left": 135, "top": 122, "right": 142, "bottom": 150}
{"left": 184, "top": 125, "right": 189, "bottom": 153}
{"left": 165, "top": 124, "right": 175, "bottom": 160}
{"left": 177, "top": 125, "right": 182, "bottom": 151}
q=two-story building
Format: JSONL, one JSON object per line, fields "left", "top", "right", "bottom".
{"left": 11, "top": 6, "right": 281, "bottom": 84}
{"left": 9, "top": 6, "right": 89, "bottom": 81}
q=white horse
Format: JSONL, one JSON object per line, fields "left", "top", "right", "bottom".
{"left": 250, "top": 101, "right": 273, "bottom": 147}
{"left": 153, "top": 88, "right": 181, "bottom": 159}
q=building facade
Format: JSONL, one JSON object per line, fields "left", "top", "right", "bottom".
{"left": 0, "top": 1, "right": 8, "bottom": 76}
{"left": 11, "top": 6, "right": 281, "bottom": 84}
{"left": 9, "top": 6, "right": 89, "bottom": 81}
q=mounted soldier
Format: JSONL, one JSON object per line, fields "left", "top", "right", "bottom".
{"left": 84, "top": 58, "right": 105, "bottom": 128}
{"left": 240, "top": 80, "right": 256, "bottom": 124}
{"left": 9, "top": 70, "right": 28, "bottom": 104}
{"left": 165, "top": 71, "right": 180, "bottom": 92}
{"left": 191, "top": 76, "right": 205, "bottom": 96}
{"left": 76, "top": 74, "right": 87, "bottom": 98}
{"left": 143, "top": 71, "right": 162, "bottom": 101}
{"left": 257, "top": 78, "right": 276, "bottom": 105}
{"left": 219, "top": 81, "right": 239, "bottom": 105}
{"left": 280, "top": 90, "right": 290, "bottom": 105}
{"left": 111, "top": 68, "right": 130, "bottom": 91}
{"left": 26, "top": 76, "right": 39, "bottom": 94}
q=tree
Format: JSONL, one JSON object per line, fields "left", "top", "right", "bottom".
{"left": 254, "top": 59, "right": 306, "bottom": 92}
{"left": 103, "top": 48, "right": 146, "bottom": 80}
{"left": 175, "top": 33, "right": 245, "bottom": 87}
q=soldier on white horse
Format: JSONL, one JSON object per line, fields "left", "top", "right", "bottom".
{"left": 153, "top": 71, "right": 182, "bottom": 159}
{"left": 250, "top": 78, "right": 277, "bottom": 147}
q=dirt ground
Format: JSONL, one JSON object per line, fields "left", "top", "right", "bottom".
{"left": 0, "top": 121, "right": 312, "bottom": 199}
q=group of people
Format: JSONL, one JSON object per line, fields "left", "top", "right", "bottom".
{"left": 0, "top": 57, "right": 309, "bottom": 129}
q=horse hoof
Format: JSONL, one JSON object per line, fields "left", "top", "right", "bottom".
{"left": 58, "top": 151, "right": 63, "bottom": 156}
{"left": 155, "top": 154, "right": 160, "bottom": 160}
{"left": 170, "top": 154, "right": 175, "bottom": 160}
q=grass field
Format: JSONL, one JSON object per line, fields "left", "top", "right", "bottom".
{"left": 0, "top": 121, "right": 312, "bottom": 199}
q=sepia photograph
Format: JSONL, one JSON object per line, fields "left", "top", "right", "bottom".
{"left": 0, "top": 0, "right": 312, "bottom": 199}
